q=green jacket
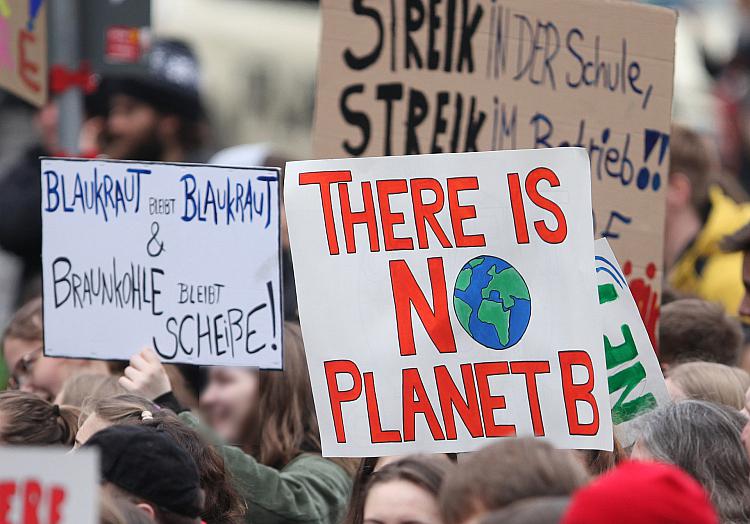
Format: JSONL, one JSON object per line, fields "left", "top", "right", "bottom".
{"left": 179, "top": 412, "right": 351, "bottom": 524}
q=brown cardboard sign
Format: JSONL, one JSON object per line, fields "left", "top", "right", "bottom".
{"left": 312, "top": 0, "right": 676, "bottom": 343}
{"left": 0, "top": 0, "right": 47, "bottom": 106}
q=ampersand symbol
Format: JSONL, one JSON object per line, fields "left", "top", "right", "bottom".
{"left": 146, "top": 221, "right": 165, "bottom": 257}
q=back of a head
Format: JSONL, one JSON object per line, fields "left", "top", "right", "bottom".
{"left": 667, "top": 361, "right": 750, "bottom": 410}
{"left": 440, "top": 438, "right": 590, "bottom": 524}
{"left": 669, "top": 124, "right": 711, "bottom": 211}
{"left": 562, "top": 461, "right": 718, "bottom": 524}
{"left": 659, "top": 299, "right": 742, "bottom": 367}
{"left": 0, "top": 390, "right": 78, "bottom": 446}
{"left": 479, "top": 497, "right": 570, "bottom": 524}
{"left": 636, "top": 400, "right": 750, "bottom": 522}
{"left": 58, "top": 373, "right": 126, "bottom": 408}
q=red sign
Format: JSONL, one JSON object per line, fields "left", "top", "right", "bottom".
{"left": 105, "top": 26, "right": 141, "bottom": 64}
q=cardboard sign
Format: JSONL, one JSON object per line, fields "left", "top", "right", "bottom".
{"left": 595, "top": 238, "right": 668, "bottom": 447}
{"left": 0, "top": 447, "right": 99, "bottom": 523}
{"left": 0, "top": 0, "right": 47, "bottom": 106}
{"left": 41, "top": 158, "right": 283, "bottom": 369}
{"left": 312, "top": 0, "right": 676, "bottom": 343}
{"left": 285, "top": 147, "right": 612, "bottom": 456}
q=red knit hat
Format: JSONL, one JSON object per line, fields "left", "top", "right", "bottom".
{"left": 562, "top": 461, "right": 719, "bottom": 524}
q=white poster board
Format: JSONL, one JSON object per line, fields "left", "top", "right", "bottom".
{"left": 0, "top": 447, "right": 98, "bottom": 523}
{"left": 41, "top": 158, "right": 282, "bottom": 369}
{"left": 285, "top": 147, "right": 612, "bottom": 456}
{"left": 595, "top": 238, "right": 669, "bottom": 446}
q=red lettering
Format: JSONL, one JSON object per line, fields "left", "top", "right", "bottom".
{"left": 324, "top": 360, "right": 362, "bottom": 443}
{"left": 22, "top": 479, "right": 41, "bottom": 524}
{"left": 474, "top": 362, "right": 516, "bottom": 438}
{"left": 18, "top": 30, "right": 40, "bottom": 93}
{"left": 0, "top": 482, "right": 15, "bottom": 524}
{"left": 364, "top": 372, "right": 402, "bottom": 443}
{"left": 48, "top": 487, "right": 65, "bottom": 524}
{"left": 507, "top": 172, "right": 529, "bottom": 244}
{"left": 403, "top": 368, "right": 445, "bottom": 441}
{"left": 510, "top": 361, "right": 550, "bottom": 436}
{"left": 435, "top": 364, "right": 483, "bottom": 439}
{"left": 559, "top": 351, "right": 600, "bottom": 436}
{"left": 410, "top": 178, "right": 451, "bottom": 249}
{"left": 447, "top": 177, "right": 485, "bottom": 247}
{"left": 390, "top": 257, "right": 456, "bottom": 356}
{"left": 525, "top": 167, "right": 568, "bottom": 244}
{"left": 298, "top": 170, "right": 352, "bottom": 255}
{"left": 377, "top": 179, "right": 413, "bottom": 251}
{"left": 339, "top": 181, "right": 380, "bottom": 253}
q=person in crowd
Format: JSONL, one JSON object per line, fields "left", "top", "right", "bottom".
{"left": 100, "top": 493, "right": 156, "bottom": 524}
{"left": 76, "top": 393, "right": 245, "bottom": 524}
{"left": 56, "top": 372, "right": 126, "bottom": 407}
{"left": 666, "top": 361, "right": 750, "bottom": 409}
{"left": 478, "top": 497, "right": 570, "bottom": 524}
{"left": 561, "top": 461, "right": 719, "bottom": 524}
{"left": 2, "top": 296, "right": 109, "bottom": 401}
{"left": 101, "top": 39, "right": 210, "bottom": 164}
{"left": 665, "top": 125, "right": 750, "bottom": 312}
{"left": 118, "top": 322, "right": 353, "bottom": 524}
{"left": 358, "top": 457, "right": 452, "bottom": 524}
{"left": 0, "top": 390, "right": 78, "bottom": 446}
{"left": 84, "top": 424, "right": 204, "bottom": 524}
{"left": 658, "top": 298, "right": 743, "bottom": 369}
{"left": 439, "top": 439, "right": 590, "bottom": 524}
{"left": 576, "top": 440, "right": 626, "bottom": 476}
{"left": 632, "top": 400, "right": 750, "bottom": 523}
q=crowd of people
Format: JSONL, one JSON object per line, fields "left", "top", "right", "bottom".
{"left": 3, "top": 13, "right": 750, "bottom": 524}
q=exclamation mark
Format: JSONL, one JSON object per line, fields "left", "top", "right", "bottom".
{"left": 267, "top": 280, "right": 278, "bottom": 350}
{"left": 637, "top": 129, "right": 669, "bottom": 192}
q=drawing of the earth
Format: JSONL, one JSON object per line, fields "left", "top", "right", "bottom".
{"left": 453, "top": 255, "right": 531, "bottom": 350}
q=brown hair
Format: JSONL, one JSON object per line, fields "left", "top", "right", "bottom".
{"left": 440, "top": 439, "right": 590, "bottom": 524}
{"left": 669, "top": 124, "right": 711, "bottom": 210}
{"left": 722, "top": 220, "right": 750, "bottom": 253}
{"left": 104, "top": 482, "right": 202, "bottom": 524}
{"left": 478, "top": 497, "right": 571, "bottom": 524}
{"left": 667, "top": 361, "right": 750, "bottom": 410}
{"left": 83, "top": 394, "right": 245, "bottom": 524}
{"left": 0, "top": 390, "right": 78, "bottom": 446}
{"left": 659, "top": 299, "right": 743, "bottom": 367}
{"left": 57, "top": 373, "right": 126, "bottom": 408}
{"left": 580, "top": 437, "right": 626, "bottom": 476}
{"left": 3, "top": 296, "right": 43, "bottom": 342}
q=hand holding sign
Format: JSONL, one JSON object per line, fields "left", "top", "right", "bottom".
{"left": 119, "top": 348, "right": 172, "bottom": 401}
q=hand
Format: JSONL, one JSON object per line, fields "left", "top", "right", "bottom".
{"left": 119, "top": 348, "right": 172, "bottom": 401}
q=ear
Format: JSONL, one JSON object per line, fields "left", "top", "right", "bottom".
{"left": 136, "top": 502, "right": 156, "bottom": 519}
{"left": 666, "top": 171, "right": 693, "bottom": 209}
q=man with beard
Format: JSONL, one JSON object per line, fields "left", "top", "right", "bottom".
{"left": 103, "top": 39, "right": 209, "bottom": 163}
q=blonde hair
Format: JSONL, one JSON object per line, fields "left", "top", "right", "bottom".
{"left": 667, "top": 361, "right": 750, "bottom": 410}
{"left": 57, "top": 373, "right": 126, "bottom": 408}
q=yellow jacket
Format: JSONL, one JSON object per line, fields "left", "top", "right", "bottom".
{"left": 669, "top": 187, "right": 750, "bottom": 313}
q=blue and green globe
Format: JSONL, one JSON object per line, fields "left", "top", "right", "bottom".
{"left": 453, "top": 255, "right": 532, "bottom": 350}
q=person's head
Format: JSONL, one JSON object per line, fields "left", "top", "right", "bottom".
{"left": 561, "top": 461, "right": 719, "bottom": 524}
{"left": 3, "top": 297, "right": 108, "bottom": 401}
{"left": 666, "top": 361, "right": 750, "bottom": 410}
{"left": 632, "top": 400, "right": 750, "bottom": 522}
{"left": 576, "top": 437, "right": 626, "bottom": 476}
{"left": 77, "top": 394, "right": 244, "bottom": 524}
{"left": 201, "top": 322, "right": 319, "bottom": 468}
{"left": 721, "top": 221, "right": 750, "bottom": 318}
{"left": 103, "top": 39, "right": 206, "bottom": 162}
{"left": 667, "top": 124, "right": 711, "bottom": 217}
{"left": 479, "top": 497, "right": 570, "bottom": 524}
{"left": 362, "top": 457, "right": 452, "bottom": 524}
{"left": 0, "top": 390, "right": 78, "bottom": 446}
{"left": 440, "top": 439, "right": 590, "bottom": 524}
{"left": 55, "top": 373, "right": 126, "bottom": 407}
{"left": 84, "top": 425, "right": 204, "bottom": 524}
{"left": 100, "top": 493, "right": 155, "bottom": 524}
{"left": 659, "top": 299, "right": 743, "bottom": 368}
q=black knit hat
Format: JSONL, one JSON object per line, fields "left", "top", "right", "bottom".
{"left": 103, "top": 38, "right": 205, "bottom": 121}
{"left": 84, "top": 424, "right": 203, "bottom": 518}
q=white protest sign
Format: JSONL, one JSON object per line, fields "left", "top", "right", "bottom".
{"left": 41, "top": 158, "right": 282, "bottom": 368}
{"left": 285, "top": 147, "right": 612, "bottom": 456}
{"left": 0, "top": 447, "right": 99, "bottom": 523}
{"left": 595, "top": 238, "right": 668, "bottom": 447}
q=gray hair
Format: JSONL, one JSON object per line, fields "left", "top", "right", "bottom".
{"left": 637, "top": 400, "right": 750, "bottom": 523}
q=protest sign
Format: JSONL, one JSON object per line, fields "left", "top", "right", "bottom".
{"left": 0, "top": 447, "right": 99, "bottom": 523}
{"left": 595, "top": 238, "right": 669, "bottom": 447}
{"left": 285, "top": 147, "right": 612, "bottom": 456}
{"left": 312, "top": 0, "right": 676, "bottom": 344}
{"left": 0, "top": 0, "right": 47, "bottom": 106}
{"left": 41, "top": 158, "right": 282, "bottom": 369}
